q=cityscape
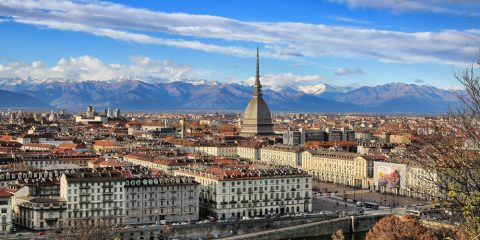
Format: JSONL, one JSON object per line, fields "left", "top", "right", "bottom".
{"left": 0, "top": 1, "right": 479, "bottom": 240}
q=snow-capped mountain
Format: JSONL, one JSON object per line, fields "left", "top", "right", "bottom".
{"left": 0, "top": 78, "right": 461, "bottom": 113}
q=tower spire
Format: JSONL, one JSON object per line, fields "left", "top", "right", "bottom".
{"left": 254, "top": 46, "right": 262, "bottom": 96}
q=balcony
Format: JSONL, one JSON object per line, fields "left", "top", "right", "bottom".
{"left": 229, "top": 201, "right": 237, "bottom": 204}
{"left": 220, "top": 201, "right": 228, "bottom": 205}
{"left": 102, "top": 185, "right": 113, "bottom": 188}
{"left": 79, "top": 186, "right": 90, "bottom": 189}
{"left": 102, "top": 192, "right": 113, "bottom": 195}
{"left": 240, "top": 200, "right": 248, "bottom": 203}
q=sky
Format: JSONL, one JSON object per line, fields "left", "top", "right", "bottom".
{"left": 0, "top": 0, "right": 479, "bottom": 90}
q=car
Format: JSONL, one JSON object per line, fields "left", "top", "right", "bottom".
{"left": 241, "top": 216, "right": 250, "bottom": 220}
{"left": 356, "top": 201, "right": 364, "bottom": 207}
{"left": 124, "top": 225, "right": 133, "bottom": 229}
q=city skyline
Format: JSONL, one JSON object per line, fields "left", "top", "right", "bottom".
{"left": 0, "top": 0, "right": 479, "bottom": 91}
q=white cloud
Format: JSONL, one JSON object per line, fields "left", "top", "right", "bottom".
{"left": 331, "top": 0, "right": 480, "bottom": 16}
{"left": 326, "top": 15, "right": 372, "bottom": 24}
{"left": 335, "top": 67, "right": 364, "bottom": 76}
{"left": 244, "top": 73, "right": 323, "bottom": 90}
{"left": 0, "top": 0, "right": 478, "bottom": 65}
{"left": 0, "top": 55, "right": 194, "bottom": 82}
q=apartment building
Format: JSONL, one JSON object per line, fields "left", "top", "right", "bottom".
{"left": 0, "top": 190, "right": 12, "bottom": 234}
{"left": 124, "top": 172, "right": 199, "bottom": 224}
{"left": 260, "top": 145, "right": 304, "bottom": 167}
{"left": 301, "top": 150, "right": 374, "bottom": 188}
{"left": 60, "top": 170, "right": 126, "bottom": 226}
{"left": 175, "top": 163, "right": 312, "bottom": 219}
{"left": 15, "top": 196, "right": 66, "bottom": 230}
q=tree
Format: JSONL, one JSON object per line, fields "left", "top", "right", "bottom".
{"left": 366, "top": 215, "right": 453, "bottom": 240}
{"left": 409, "top": 51, "right": 480, "bottom": 238}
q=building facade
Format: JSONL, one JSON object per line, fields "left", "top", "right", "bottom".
{"left": 260, "top": 145, "right": 304, "bottom": 167}
{"left": 124, "top": 174, "right": 199, "bottom": 224}
{"left": 175, "top": 164, "right": 312, "bottom": 219}
{"left": 0, "top": 190, "right": 12, "bottom": 234}
{"left": 60, "top": 171, "right": 125, "bottom": 226}
{"left": 301, "top": 150, "right": 373, "bottom": 189}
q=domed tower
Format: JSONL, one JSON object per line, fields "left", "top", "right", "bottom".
{"left": 241, "top": 48, "right": 274, "bottom": 136}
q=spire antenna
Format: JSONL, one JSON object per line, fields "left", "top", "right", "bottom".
{"left": 254, "top": 46, "right": 262, "bottom": 96}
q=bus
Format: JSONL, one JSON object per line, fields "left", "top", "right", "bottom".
{"left": 364, "top": 202, "right": 379, "bottom": 210}
{"left": 406, "top": 209, "right": 423, "bottom": 217}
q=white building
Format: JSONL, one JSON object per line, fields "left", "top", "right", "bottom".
{"left": 175, "top": 164, "right": 312, "bottom": 219}
{"left": 0, "top": 190, "right": 12, "bottom": 234}
{"left": 60, "top": 170, "right": 125, "bottom": 227}
{"left": 124, "top": 173, "right": 199, "bottom": 224}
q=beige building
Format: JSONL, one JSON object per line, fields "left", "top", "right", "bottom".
{"left": 175, "top": 164, "right": 312, "bottom": 219}
{"left": 301, "top": 150, "right": 373, "bottom": 188}
{"left": 15, "top": 196, "right": 66, "bottom": 230}
{"left": 123, "top": 154, "right": 195, "bottom": 174}
{"left": 406, "top": 165, "right": 439, "bottom": 199}
{"left": 260, "top": 145, "right": 304, "bottom": 167}
{"left": 192, "top": 144, "right": 237, "bottom": 157}
{"left": 20, "top": 154, "right": 97, "bottom": 169}
{"left": 237, "top": 143, "right": 261, "bottom": 160}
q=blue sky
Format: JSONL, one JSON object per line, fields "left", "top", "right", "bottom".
{"left": 0, "top": 0, "right": 479, "bottom": 90}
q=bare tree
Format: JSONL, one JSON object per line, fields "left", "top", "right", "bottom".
{"left": 409, "top": 51, "right": 480, "bottom": 238}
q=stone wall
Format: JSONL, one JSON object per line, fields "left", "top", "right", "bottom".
{"left": 222, "top": 214, "right": 388, "bottom": 240}
{"left": 121, "top": 214, "right": 339, "bottom": 240}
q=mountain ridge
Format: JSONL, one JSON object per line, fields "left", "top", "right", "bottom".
{"left": 0, "top": 79, "right": 460, "bottom": 114}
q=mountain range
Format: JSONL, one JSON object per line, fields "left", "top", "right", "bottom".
{"left": 0, "top": 78, "right": 461, "bottom": 114}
